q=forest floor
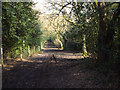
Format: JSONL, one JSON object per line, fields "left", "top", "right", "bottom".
{"left": 2, "top": 42, "right": 119, "bottom": 88}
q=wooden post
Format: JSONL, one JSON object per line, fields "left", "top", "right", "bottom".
{"left": 38, "top": 46, "right": 39, "bottom": 52}
{"left": 28, "top": 46, "right": 30, "bottom": 56}
{"left": 1, "top": 48, "right": 3, "bottom": 68}
{"left": 41, "top": 42, "right": 43, "bottom": 49}
{"left": 20, "top": 47, "right": 22, "bottom": 60}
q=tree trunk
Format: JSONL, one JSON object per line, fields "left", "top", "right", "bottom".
{"left": 97, "top": 2, "right": 120, "bottom": 63}
{"left": 63, "top": 39, "right": 67, "bottom": 50}
{"left": 33, "top": 46, "right": 35, "bottom": 54}
{"left": 3, "top": 49, "right": 8, "bottom": 60}
{"left": 97, "top": 2, "right": 108, "bottom": 63}
{"left": 82, "top": 34, "right": 87, "bottom": 56}
{"left": 59, "top": 40, "right": 63, "bottom": 50}
{"left": 62, "top": 35, "right": 67, "bottom": 50}
{"left": 105, "top": 3, "right": 120, "bottom": 60}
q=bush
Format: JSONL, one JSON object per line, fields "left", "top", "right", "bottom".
{"left": 66, "top": 41, "right": 82, "bottom": 51}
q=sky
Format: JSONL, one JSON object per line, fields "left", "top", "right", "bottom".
{"left": 32, "top": 0, "right": 52, "bottom": 14}
{"left": 32, "top": 0, "right": 46, "bottom": 11}
{"left": 32, "top": 0, "right": 72, "bottom": 15}
{"left": 32, "top": 0, "right": 94, "bottom": 15}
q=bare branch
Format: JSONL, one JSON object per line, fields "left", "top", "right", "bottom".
{"left": 59, "top": 2, "right": 72, "bottom": 14}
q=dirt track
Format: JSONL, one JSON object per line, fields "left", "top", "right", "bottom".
{"left": 2, "top": 42, "right": 119, "bottom": 88}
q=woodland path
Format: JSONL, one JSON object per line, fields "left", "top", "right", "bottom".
{"left": 2, "top": 41, "right": 118, "bottom": 88}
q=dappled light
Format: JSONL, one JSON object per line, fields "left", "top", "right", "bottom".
{"left": 2, "top": 1, "right": 120, "bottom": 88}
{"left": 3, "top": 41, "right": 119, "bottom": 88}
{"left": 73, "top": 73, "right": 80, "bottom": 76}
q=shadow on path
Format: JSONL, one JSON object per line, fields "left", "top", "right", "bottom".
{"left": 2, "top": 41, "right": 119, "bottom": 88}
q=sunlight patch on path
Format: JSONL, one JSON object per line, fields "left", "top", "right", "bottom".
{"left": 56, "top": 55, "right": 84, "bottom": 59}
{"left": 38, "top": 51, "right": 85, "bottom": 60}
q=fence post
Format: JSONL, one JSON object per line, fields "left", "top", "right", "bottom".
{"left": 38, "top": 46, "right": 40, "bottom": 52}
{"left": 20, "top": 47, "right": 22, "bottom": 60}
{"left": 41, "top": 42, "right": 43, "bottom": 49}
{"left": 28, "top": 46, "right": 30, "bottom": 56}
{"left": 1, "top": 48, "right": 3, "bottom": 68}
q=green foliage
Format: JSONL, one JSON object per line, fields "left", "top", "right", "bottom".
{"left": 2, "top": 1, "right": 120, "bottom": 64}
{"left": 66, "top": 41, "right": 82, "bottom": 51}
{"left": 2, "top": 2, "right": 42, "bottom": 59}
{"left": 50, "top": 33, "right": 57, "bottom": 42}
{"left": 56, "top": 2, "right": 120, "bottom": 61}
{"left": 53, "top": 39, "right": 61, "bottom": 48}
{"left": 26, "top": 24, "right": 42, "bottom": 47}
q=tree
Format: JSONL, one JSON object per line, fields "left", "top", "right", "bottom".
{"left": 97, "top": 2, "right": 120, "bottom": 63}
{"left": 43, "top": 0, "right": 120, "bottom": 62}
{"left": 2, "top": 2, "right": 40, "bottom": 59}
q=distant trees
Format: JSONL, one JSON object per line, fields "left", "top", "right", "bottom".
{"left": 46, "top": 1, "right": 120, "bottom": 62}
{"left": 47, "top": 14, "right": 70, "bottom": 49}
{"left": 39, "top": 13, "right": 70, "bottom": 50}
